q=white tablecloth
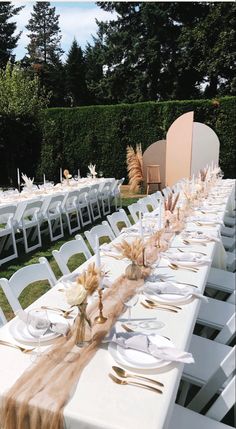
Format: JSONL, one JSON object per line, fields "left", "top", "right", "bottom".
{"left": 0, "top": 179, "right": 235, "bottom": 429}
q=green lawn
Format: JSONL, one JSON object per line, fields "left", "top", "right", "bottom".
{"left": 0, "top": 197, "right": 138, "bottom": 320}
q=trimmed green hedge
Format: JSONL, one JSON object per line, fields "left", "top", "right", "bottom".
{"left": 0, "top": 96, "right": 235, "bottom": 186}
{"left": 38, "top": 96, "right": 236, "bottom": 182}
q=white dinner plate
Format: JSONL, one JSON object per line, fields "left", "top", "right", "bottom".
{"left": 109, "top": 334, "right": 173, "bottom": 370}
{"left": 9, "top": 312, "right": 67, "bottom": 344}
{"left": 166, "top": 253, "right": 206, "bottom": 267}
{"left": 144, "top": 291, "right": 193, "bottom": 305}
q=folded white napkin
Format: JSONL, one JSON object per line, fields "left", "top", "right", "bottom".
{"left": 112, "top": 333, "right": 194, "bottom": 363}
{"left": 16, "top": 310, "right": 69, "bottom": 336}
{"left": 188, "top": 216, "right": 223, "bottom": 224}
{"left": 184, "top": 231, "right": 221, "bottom": 243}
{"left": 144, "top": 281, "right": 208, "bottom": 302}
{"left": 163, "top": 252, "right": 210, "bottom": 265}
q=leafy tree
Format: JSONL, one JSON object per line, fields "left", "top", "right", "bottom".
{"left": 26, "top": 2, "right": 65, "bottom": 106}
{"left": 0, "top": 62, "right": 49, "bottom": 116}
{"left": 89, "top": 2, "right": 235, "bottom": 103}
{"left": 0, "top": 2, "right": 23, "bottom": 68}
{"left": 26, "top": 1, "right": 63, "bottom": 64}
{"left": 65, "top": 39, "right": 88, "bottom": 106}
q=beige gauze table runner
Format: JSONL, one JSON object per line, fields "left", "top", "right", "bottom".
{"left": 1, "top": 260, "right": 154, "bottom": 429}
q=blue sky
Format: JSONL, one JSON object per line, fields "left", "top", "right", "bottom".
{"left": 12, "top": 1, "right": 115, "bottom": 61}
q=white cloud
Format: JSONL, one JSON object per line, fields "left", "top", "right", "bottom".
{"left": 11, "top": 2, "right": 116, "bottom": 61}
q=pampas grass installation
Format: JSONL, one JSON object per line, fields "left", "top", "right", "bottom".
{"left": 126, "top": 144, "right": 144, "bottom": 192}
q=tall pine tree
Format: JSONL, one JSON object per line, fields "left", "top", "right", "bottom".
{"left": 26, "top": 2, "right": 65, "bottom": 106}
{"left": 65, "top": 39, "right": 88, "bottom": 106}
{"left": 0, "top": 2, "right": 23, "bottom": 68}
{"left": 26, "top": 1, "right": 63, "bottom": 65}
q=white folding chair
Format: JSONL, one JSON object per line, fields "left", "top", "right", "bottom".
{"left": 0, "top": 204, "right": 18, "bottom": 265}
{"left": 41, "top": 194, "right": 64, "bottom": 242}
{"left": 77, "top": 187, "right": 92, "bottom": 227}
{"left": 151, "top": 190, "right": 164, "bottom": 202}
{"left": 227, "top": 290, "right": 235, "bottom": 305}
{"left": 0, "top": 257, "right": 57, "bottom": 312}
{"left": 138, "top": 196, "right": 157, "bottom": 212}
{"left": 88, "top": 184, "right": 101, "bottom": 222}
{"left": 225, "top": 251, "right": 236, "bottom": 272}
{"left": 206, "top": 268, "right": 235, "bottom": 295}
{"left": 0, "top": 306, "right": 7, "bottom": 326}
{"left": 107, "top": 209, "right": 131, "bottom": 236}
{"left": 127, "top": 202, "right": 148, "bottom": 223}
{"left": 224, "top": 215, "right": 235, "bottom": 228}
{"left": 99, "top": 180, "right": 113, "bottom": 216}
{"left": 162, "top": 187, "right": 172, "bottom": 198}
{"left": 196, "top": 298, "right": 235, "bottom": 337}
{"left": 84, "top": 221, "right": 115, "bottom": 252}
{"left": 61, "top": 190, "right": 81, "bottom": 235}
{"left": 170, "top": 376, "right": 235, "bottom": 429}
{"left": 14, "top": 200, "right": 43, "bottom": 253}
{"left": 110, "top": 178, "right": 124, "bottom": 210}
{"left": 179, "top": 316, "right": 235, "bottom": 406}
{"left": 52, "top": 235, "right": 92, "bottom": 276}
{"left": 221, "top": 225, "right": 235, "bottom": 238}
{"left": 221, "top": 235, "right": 236, "bottom": 252}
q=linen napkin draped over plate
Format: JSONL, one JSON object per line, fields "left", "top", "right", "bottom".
{"left": 16, "top": 310, "right": 69, "bottom": 336}
{"left": 144, "top": 281, "right": 208, "bottom": 302}
{"left": 163, "top": 252, "right": 211, "bottom": 265}
{"left": 111, "top": 333, "right": 194, "bottom": 364}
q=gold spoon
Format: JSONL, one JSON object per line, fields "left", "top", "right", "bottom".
{"left": 41, "top": 305, "right": 75, "bottom": 318}
{"left": 183, "top": 239, "right": 207, "bottom": 247}
{"left": 178, "top": 248, "right": 207, "bottom": 256}
{"left": 109, "top": 373, "right": 163, "bottom": 394}
{"left": 145, "top": 299, "right": 182, "bottom": 311}
{"left": 112, "top": 366, "right": 164, "bottom": 387}
{"left": 169, "top": 263, "right": 198, "bottom": 273}
{"left": 141, "top": 302, "right": 178, "bottom": 313}
{"left": 121, "top": 323, "right": 171, "bottom": 341}
{"left": 0, "top": 339, "right": 35, "bottom": 354}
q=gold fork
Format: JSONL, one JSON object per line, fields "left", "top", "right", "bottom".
{"left": 178, "top": 248, "right": 207, "bottom": 256}
{"left": 109, "top": 373, "right": 163, "bottom": 394}
{"left": 169, "top": 263, "right": 198, "bottom": 273}
{"left": 41, "top": 305, "right": 75, "bottom": 318}
{"left": 0, "top": 339, "right": 35, "bottom": 353}
{"left": 183, "top": 239, "right": 207, "bottom": 247}
{"left": 141, "top": 302, "right": 178, "bottom": 313}
{"left": 145, "top": 299, "right": 182, "bottom": 311}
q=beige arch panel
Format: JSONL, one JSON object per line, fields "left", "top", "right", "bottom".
{"left": 191, "top": 122, "right": 220, "bottom": 175}
{"left": 166, "top": 112, "right": 194, "bottom": 187}
{"left": 143, "top": 140, "right": 166, "bottom": 188}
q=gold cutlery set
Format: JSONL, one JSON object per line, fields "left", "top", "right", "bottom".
{"left": 0, "top": 339, "right": 35, "bottom": 353}
{"left": 109, "top": 366, "right": 164, "bottom": 394}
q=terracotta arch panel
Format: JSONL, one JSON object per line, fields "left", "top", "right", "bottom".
{"left": 166, "top": 112, "right": 194, "bottom": 187}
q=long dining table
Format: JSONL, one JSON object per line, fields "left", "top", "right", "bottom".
{"left": 0, "top": 178, "right": 235, "bottom": 429}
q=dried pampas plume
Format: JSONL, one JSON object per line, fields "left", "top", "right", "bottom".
{"left": 126, "top": 144, "right": 144, "bottom": 192}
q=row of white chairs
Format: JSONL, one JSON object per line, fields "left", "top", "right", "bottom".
{"left": 0, "top": 178, "right": 124, "bottom": 266}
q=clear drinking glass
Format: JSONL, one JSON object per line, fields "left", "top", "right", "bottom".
{"left": 27, "top": 309, "right": 49, "bottom": 361}
{"left": 119, "top": 289, "right": 141, "bottom": 321}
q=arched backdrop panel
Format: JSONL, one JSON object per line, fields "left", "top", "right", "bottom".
{"left": 143, "top": 140, "right": 166, "bottom": 189}
{"left": 165, "top": 112, "right": 194, "bottom": 187}
{"left": 191, "top": 122, "right": 220, "bottom": 175}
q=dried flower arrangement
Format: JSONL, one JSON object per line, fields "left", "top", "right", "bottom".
{"left": 126, "top": 144, "right": 144, "bottom": 192}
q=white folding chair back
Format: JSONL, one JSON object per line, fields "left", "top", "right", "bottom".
{"left": 226, "top": 290, "right": 236, "bottom": 305}
{"left": 187, "top": 346, "right": 235, "bottom": 414}
{"left": 107, "top": 209, "right": 131, "bottom": 236}
{"left": 52, "top": 236, "right": 92, "bottom": 275}
{"left": 61, "top": 190, "right": 80, "bottom": 235}
{"left": 77, "top": 187, "right": 92, "bottom": 227}
{"left": 15, "top": 200, "right": 43, "bottom": 253}
{"left": 99, "top": 181, "right": 113, "bottom": 216}
{"left": 0, "top": 306, "right": 7, "bottom": 326}
{"left": 84, "top": 221, "right": 115, "bottom": 252}
{"left": 138, "top": 196, "right": 158, "bottom": 211}
{"left": 162, "top": 187, "right": 172, "bottom": 198}
{"left": 128, "top": 202, "right": 148, "bottom": 223}
{"left": 88, "top": 184, "right": 101, "bottom": 222}
{"left": 0, "top": 204, "right": 18, "bottom": 265}
{"left": 0, "top": 257, "right": 57, "bottom": 312}
{"left": 214, "top": 313, "right": 236, "bottom": 345}
{"left": 110, "top": 178, "right": 124, "bottom": 210}
{"left": 152, "top": 190, "right": 164, "bottom": 202}
{"left": 42, "top": 194, "right": 64, "bottom": 241}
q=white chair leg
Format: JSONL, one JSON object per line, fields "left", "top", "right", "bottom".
{"left": 177, "top": 380, "right": 190, "bottom": 406}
